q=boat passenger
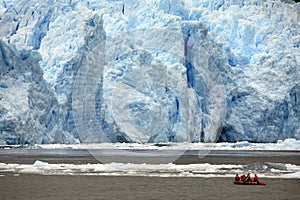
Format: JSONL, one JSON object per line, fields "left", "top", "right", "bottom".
{"left": 246, "top": 173, "right": 252, "bottom": 182}
{"left": 240, "top": 175, "right": 246, "bottom": 183}
{"left": 235, "top": 174, "right": 240, "bottom": 181}
{"left": 253, "top": 174, "right": 259, "bottom": 183}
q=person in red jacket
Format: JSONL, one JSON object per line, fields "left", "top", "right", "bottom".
{"left": 253, "top": 174, "right": 259, "bottom": 183}
{"left": 235, "top": 174, "right": 240, "bottom": 181}
{"left": 240, "top": 174, "right": 246, "bottom": 183}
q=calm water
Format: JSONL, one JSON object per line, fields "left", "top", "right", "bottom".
{"left": 0, "top": 175, "right": 299, "bottom": 200}
{"left": 0, "top": 149, "right": 299, "bottom": 199}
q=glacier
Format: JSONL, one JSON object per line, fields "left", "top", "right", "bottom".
{"left": 0, "top": 0, "right": 299, "bottom": 144}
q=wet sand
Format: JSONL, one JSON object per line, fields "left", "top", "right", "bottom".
{"left": 0, "top": 175, "right": 299, "bottom": 200}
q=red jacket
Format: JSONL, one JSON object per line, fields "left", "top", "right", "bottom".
{"left": 235, "top": 175, "right": 240, "bottom": 181}
{"left": 241, "top": 175, "right": 246, "bottom": 181}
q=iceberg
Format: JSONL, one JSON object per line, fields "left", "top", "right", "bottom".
{"left": 0, "top": 0, "right": 299, "bottom": 144}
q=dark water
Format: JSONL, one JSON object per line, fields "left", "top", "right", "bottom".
{"left": 0, "top": 149, "right": 299, "bottom": 165}
{"left": 0, "top": 175, "right": 299, "bottom": 200}
{"left": 0, "top": 149, "right": 299, "bottom": 200}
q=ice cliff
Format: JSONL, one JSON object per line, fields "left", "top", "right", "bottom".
{"left": 0, "top": 0, "right": 299, "bottom": 144}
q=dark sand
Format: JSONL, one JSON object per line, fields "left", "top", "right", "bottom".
{"left": 0, "top": 175, "right": 299, "bottom": 200}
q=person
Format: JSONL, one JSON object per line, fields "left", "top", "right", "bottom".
{"left": 246, "top": 173, "right": 252, "bottom": 182}
{"left": 240, "top": 174, "right": 246, "bottom": 183}
{"left": 235, "top": 174, "right": 240, "bottom": 181}
{"left": 253, "top": 174, "right": 259, "bottom": 183}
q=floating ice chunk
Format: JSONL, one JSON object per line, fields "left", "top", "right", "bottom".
{"left": 33, "top": 160, "right": 49, "bottom": 168}
{"left": 0, "top": 160, "right": 298, "bottom": 178}
{"left": 277, "top": 138, "right": 300, "bottom": 149}
{"left": 284, "top": 171, "right": 300, "bottom": 179}
{"left": 231, "top": 141, "right": 251, "bottom": 148}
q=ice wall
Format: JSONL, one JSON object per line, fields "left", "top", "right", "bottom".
{"left": 0, "top": 0, "right": 299, "bottom": 144}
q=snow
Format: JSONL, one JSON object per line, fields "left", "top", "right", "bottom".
{"left": 0, "top": 0, "right": 299, "bottom": 144}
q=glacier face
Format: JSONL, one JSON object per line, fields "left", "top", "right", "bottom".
{"left": 0, "top": 0, "right": 299, "bottom": 144}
